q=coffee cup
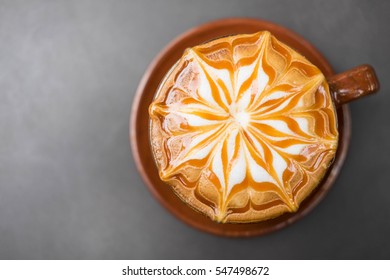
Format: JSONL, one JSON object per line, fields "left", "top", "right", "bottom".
{"left": 131, "top": 18, "right": 379, "bottom": 236}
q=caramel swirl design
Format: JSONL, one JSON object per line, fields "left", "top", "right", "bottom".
{"left": 149, "top": 31, "right": 338, "bottom": 223}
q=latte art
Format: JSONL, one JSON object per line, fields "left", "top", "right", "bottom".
{"left": 149, "top": 31, "right": 338, "bottom": 223}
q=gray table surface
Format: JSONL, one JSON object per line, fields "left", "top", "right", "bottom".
{"left": 1, "top": 0, "right": 389, "bottom": 259}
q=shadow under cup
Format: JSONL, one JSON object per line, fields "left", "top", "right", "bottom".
{"left": 130, "top": 18, "right": 379, "bottom": 237}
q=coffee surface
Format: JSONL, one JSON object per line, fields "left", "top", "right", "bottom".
{"left": 149, "top": 31, "right": 338, "bottom": 223}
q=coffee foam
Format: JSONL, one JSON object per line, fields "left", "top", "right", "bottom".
{"left": 149, "top": 31, "right": 338, "bottom": 223}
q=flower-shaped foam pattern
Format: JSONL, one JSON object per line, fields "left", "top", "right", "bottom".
{"left": 149, "top": 31, "right": 338, "bottom": 223}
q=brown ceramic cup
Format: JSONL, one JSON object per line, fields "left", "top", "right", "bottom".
{"left": 130, "top": 18, "right": 379, "bottom": 237}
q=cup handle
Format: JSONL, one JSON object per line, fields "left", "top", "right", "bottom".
{"left": 327, "top": 64, "right": 380, "bottom": 107}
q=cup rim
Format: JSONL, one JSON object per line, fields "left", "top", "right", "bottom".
{"left": 130, "top": 17, "right": 351, "bottom": 237}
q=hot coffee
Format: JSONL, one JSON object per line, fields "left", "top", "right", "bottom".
{"left": 149, "top": 31, "right": 338, "bottom": 223}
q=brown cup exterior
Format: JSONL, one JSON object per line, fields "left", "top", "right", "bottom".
{"left": 131, "top": 18, "right": 357, "bottom": 237}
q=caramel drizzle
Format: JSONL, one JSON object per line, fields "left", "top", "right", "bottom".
{"left": 149, "top": 31, "right": 338, "bottom": 222}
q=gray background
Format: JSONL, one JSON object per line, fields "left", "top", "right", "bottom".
{"left": 0, "top": 0, "right": 389, "bottom": 259}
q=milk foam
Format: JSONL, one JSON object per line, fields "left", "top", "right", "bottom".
{"left": 149, "top": 31, "right": 339, "bottom": 223}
